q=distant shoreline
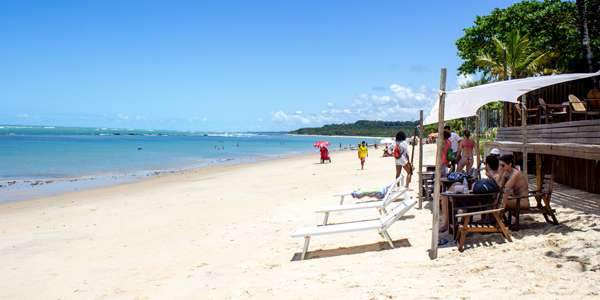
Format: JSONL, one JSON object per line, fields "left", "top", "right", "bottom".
{"left": 286, "top": 133, "right": 391, "bottom": 140}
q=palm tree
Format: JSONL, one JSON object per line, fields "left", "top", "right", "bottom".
{"left": 475, "top": 30, "right": 558, "bottom": 79}
{"left": 459, "top": 74, "right": 495, "bottom": 89}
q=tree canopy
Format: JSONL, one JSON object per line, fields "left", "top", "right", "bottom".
{"left": 456, "top": 0, "right": 599, "bottom": 76}
{"left": 289, "top": 120, "right": 416, "bottom": 137}
{"left": 475, "top": 30, "right": 556, "bottom": 79}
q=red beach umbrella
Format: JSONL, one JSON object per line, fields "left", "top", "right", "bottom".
{"left": 314, "top": 141, "right": 330, "bottom": 148}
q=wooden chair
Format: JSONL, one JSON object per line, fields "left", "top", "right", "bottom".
{"left": 568, "top": 94, "right": 588, "bottom": 120}
{"left": 515, "top": 104, "right": 539, "bottom": 125}
{"left": 420, "top": 172, "right": 435, "bottom": 201}
{"left": 539, "top": 98, "right": 570, "bottom": 124}
{"left": 455, "top": 187, "right": 512, "bottom": 252}
{"left": 505, "top": 171, "right": 559, "bottom": 231}
{"left": 586, "top": 89, "right": 600, "bottom": 120}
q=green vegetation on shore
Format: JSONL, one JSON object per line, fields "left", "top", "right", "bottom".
{"left": 289, "top": 120, "right": 417, "bottom": 137}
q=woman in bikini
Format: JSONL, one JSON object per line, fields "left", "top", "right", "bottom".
{"left": 456, "top": 129, "right": 478, "bottom": 172}
{"left": 498, "top": 154, "right": 530, "bottom": 209}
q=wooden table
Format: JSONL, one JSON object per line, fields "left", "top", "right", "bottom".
{"left": 420, "top": 172, "right": 448, "bottom": 201}
{"left": 442, "top": 191, "right": 497, "bottom": 239}
{"left": 423, "top": 165, "right": 436, "bottom": 172}
{"left": 440, "top": 177, "right": 476, "bottom": 192}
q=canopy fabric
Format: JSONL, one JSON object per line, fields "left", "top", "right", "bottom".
{"left": 424, "top": 72, "right": 600, "bottom": 125}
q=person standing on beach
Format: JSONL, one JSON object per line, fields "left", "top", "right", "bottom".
{"left": 358, "top": 141, "right": 368, "bottom": 170}
{"left": 444, "top": 126, "right": 460, "bottom": 172}
{"left": 387, "top": 131, "right": 412, "bottom": 190}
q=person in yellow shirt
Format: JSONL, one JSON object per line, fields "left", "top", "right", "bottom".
{"left": 358, "top": 141, "right": 368, "bottom": 170}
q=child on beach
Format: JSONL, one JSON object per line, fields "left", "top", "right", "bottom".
{"left": 358, "top": 141, "right": 368, "bottom": 170}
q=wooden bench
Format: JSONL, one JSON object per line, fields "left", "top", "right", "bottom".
{"left": 483, "top": 119, "right": 600, "bottom": 161}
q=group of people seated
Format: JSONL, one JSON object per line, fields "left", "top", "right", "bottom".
{"left": 438, "top": 150, "right": 530, "bottom": 232}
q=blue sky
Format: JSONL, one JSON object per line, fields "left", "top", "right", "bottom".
{"left": 1, "top": 0, "right": 521, "bottom": 132}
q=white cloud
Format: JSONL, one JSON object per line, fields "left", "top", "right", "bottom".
{"left": 135, "top": 116, "right": 143, "bottom": 120}
{"left": 271, "top": 111, "right": 311, "bottom": 124}
{"left": 117, "top": 114, "right": 130, "bottom": 120}
{"left": 456, "top": 74, "right": 475, "bottom": 89}
{"left": 269, "top": 83, "right": 438, "bottom": 129}
{"left": 16, "top": 114, "right": 28, "bottom": 118}
{"left": 201, "top": 117, "right": 207, "bottom": 121}
{"left": 296, "top": 111, "right": 302, "bottom": 114}
{"left": 258, "top": 119, "right": 263, "bottom": 122}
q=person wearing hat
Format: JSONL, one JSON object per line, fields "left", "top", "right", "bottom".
{"left": 490, "top": 148, "right": 503, "bottom": 178}
{"left": 490, "top": 148, "right": 500, "bottom": 158}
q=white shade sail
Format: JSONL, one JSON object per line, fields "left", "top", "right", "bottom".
{"left": 424, "top": 72, "right": 600, "bottom": 125}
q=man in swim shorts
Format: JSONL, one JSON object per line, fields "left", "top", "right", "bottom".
{"left": 358, "top": 141, "right": 368, "bottom": 170}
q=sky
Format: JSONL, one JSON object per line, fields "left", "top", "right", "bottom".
{"left": 0, "top": 0, "right": 524, "bottom": 132}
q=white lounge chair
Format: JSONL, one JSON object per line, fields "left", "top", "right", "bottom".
{"left": 316, "top": 177, "right": 409, "bottom": 225}
{"left": 292, "top": 196, "right": 417, "bottom": 260}
{"left": 333, "top": 175, "right": 405, "bottom": 205}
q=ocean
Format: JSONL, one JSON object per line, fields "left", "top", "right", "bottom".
{"left": 0, "top": 125, "right": 381, "bottom": 202}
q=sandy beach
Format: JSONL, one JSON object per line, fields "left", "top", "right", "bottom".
{"left": 1, "top": 144, "right": 599, "bottom": 299}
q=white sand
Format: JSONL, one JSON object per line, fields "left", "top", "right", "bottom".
{"left": 1, "top": 144, "right": 599, "bottom": 299}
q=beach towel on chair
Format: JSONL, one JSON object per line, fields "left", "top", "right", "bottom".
{"left": 351, "top": 186, "right": 390, "bottom": 199}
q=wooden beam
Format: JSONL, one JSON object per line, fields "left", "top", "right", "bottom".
{"left": 431, "top": 68, "right": 446, "bottom": 260}
{"left": 522, "top": 95, "right": 528, "bottom": 175}
{"left": 418, "top": 110, "right": 424, "bottom": 209}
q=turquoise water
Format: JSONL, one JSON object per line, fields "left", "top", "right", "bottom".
{"left": 0, "top": 125, "right": 378, "bottom": 181}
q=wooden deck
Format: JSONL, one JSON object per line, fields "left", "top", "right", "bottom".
{"left": 526, "top": 175, "right": 600, "bottom": 217}
{"left": 483, "top": 119, "right": 600, "bottom": 194}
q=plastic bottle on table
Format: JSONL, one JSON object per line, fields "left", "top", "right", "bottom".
{"left": 463, "top": 177, "right": 469, "bottom": 194}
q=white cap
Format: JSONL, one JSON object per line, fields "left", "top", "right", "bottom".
{"left": 490, "top": 148, "right": 500, "bottom": 155}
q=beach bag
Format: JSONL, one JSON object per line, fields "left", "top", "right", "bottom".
{"left": 447, "top": 172, "right": 466, "bottom": 181}
{"left": 393, "top": 144, "right": 402, "bottom": 158}
{"left": 446, "top": 147, "right": 456, "bottom": 162}
{"left": 472, "top": 179, "right": 499, "bottom": 194}
{"left": 392, "top": 143, "right": 408, "bottom": 165}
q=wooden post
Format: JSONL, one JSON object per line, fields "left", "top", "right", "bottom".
{"left": 418, "top": 110, "right": 424, "bottom": 209}
{"left": 521, "top": 95, "right": 528, "bottom": 176}
{"left": 536, "top": 154, "right": 543, "bottom": 190}
{"left": 411, "top": 122, "right": 417, "bottom": 169}
{"left": 476, "top": 111, "right": 481, "bottom": 167}
{"left": 430, "top": 68, "right": 446, "bottom": 260}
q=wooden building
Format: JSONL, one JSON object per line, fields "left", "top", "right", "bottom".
{"left": 484, "top": 78, "right": 600, "bottom": 194}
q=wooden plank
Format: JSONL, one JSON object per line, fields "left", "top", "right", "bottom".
{"left": 578, "top": 125, "right": 600, "bottom": 132}
{"left": 483, "top": 141, "right": 600, "bottom": 160}
{"left": 544, "top": 127, "right": 580, "bottom": 133}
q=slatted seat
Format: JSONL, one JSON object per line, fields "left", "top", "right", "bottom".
{"left": 316, "top": 177, "right": 409, "bottom": 225}
{"left": 455, "top": 187, "right": 512, "bottom": 252}
{"left": 292, "top": 196, "right": 417, "bottom": 260}
{"left": 332, "top": 175, "right": 404, "bottom": 205}
{"left": 568, "top": 94, "right": 587, "bottom": 121}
